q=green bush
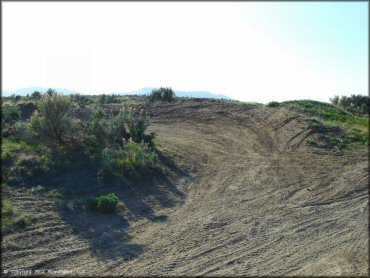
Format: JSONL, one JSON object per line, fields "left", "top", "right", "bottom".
{"left": 83, "top": 109, "right": 110, "bottom": 150}
{"left": 100, "top": 147, "right": 121, "bottom": 178}
{"left": 98, "top": 193, "right": 119, "bottom": 213}
{"left": 84, "top": 107, "right": 154, "bottom": 155}
{"left": 70, "top": 94, "right": 93, "bottom": 106}
{"left": 13, "top": 122, "right": 33, "bottom": 142}
{"left": 100, "top": 141, "right": 160, "bottom": 179}
{"left": 123, "top": 107, "right": 152, "bottom": 144}
{"left": 266, "top": 101, "right": 280, "bottom": 108}
{"left": 123, "top": 140, "right": 159, "bottom": 169}
{"left": 99, "top": 94, "right": 119, "bottom": 104}
{"left": 86, "top": 193, "right": 119, "bottom": 213}
{"left": 107, "top": 107, "right": 137, "bottom": 146}
{"left": 149, "top": 87, "right": 175, "bottom": 102}
{"left": 30, "top": 91, "right": 80, "bottom": 145}
{"left": 31, "top": 91, "right": 42, "bottom": 100}
{"left": 1, "top": 102, "right": 21, "bottom": 127}
{"left": 360, "top": 103, "right": 368, "bottom": 114}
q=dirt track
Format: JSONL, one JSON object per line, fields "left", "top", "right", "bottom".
{"left": 2, "top": 99, "right": 369, "bottom": 276}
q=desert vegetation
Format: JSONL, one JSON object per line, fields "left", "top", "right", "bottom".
{"left": 149, "top": 87, "right": 176, "bottom": 102}
{"left": 3, "top": 90, "right": 160, "bottom": 182}
{"left": 329, "top": 94, "right": 369, "bottom": 115}
{"left": 86, "top": 193, "right": 119, "bottom": 213}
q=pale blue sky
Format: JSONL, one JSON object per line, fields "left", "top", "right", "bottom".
{"left": 3, "top": 2, "right": 368, "bottom": 103}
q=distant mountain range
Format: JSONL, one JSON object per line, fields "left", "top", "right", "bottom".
{"left": 117, "top": 87, "right": 232, "bottom": 100}
{"left": 2, "top": 87, "right": 82, "bottom": 97}
{"left": 2, "top": 87, "right": 232, "bottom": 100}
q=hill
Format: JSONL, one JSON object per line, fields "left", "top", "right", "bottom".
{"left": 1, "top": 97, "right": 368, "bottom": 276}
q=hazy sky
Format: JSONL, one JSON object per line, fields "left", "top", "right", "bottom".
{"left": 2, "top": 2, "right": 368, "bottom": 103}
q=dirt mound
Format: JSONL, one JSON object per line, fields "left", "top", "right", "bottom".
{"left": 2, "top": 99, "right": 368, "bottom": 276}
{"left": 17, "top": 102, "right": 37, "bottom": 120}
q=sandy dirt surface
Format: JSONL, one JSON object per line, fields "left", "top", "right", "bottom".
{"left": 2, "top": 99, "right": 369, "bottom": 276}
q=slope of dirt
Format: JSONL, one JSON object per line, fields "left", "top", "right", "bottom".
{"left": 2, "top": 99, "right": 369, "bottom": 276}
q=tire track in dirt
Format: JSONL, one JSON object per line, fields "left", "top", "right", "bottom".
{"left": 116, "top": 102, "right": 368, "bottom": 276}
